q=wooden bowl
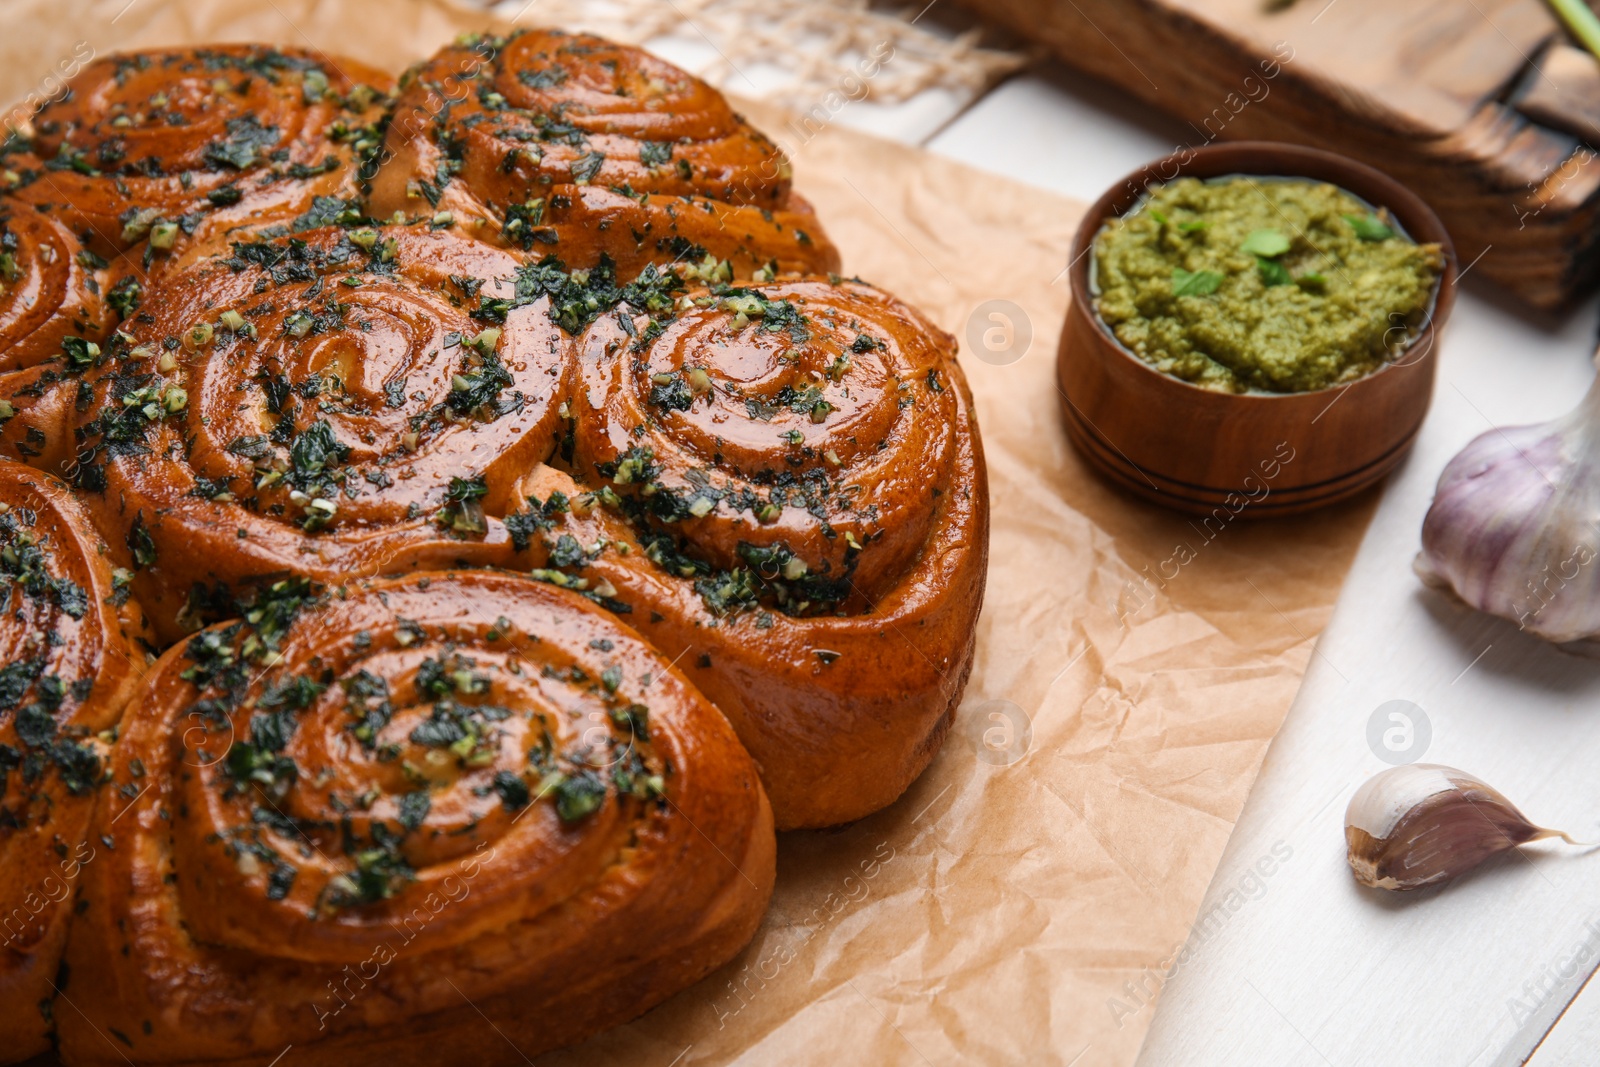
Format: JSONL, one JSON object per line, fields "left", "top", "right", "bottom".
{"left": 1058, "top": 142, "right": 1458, "bottom": 518}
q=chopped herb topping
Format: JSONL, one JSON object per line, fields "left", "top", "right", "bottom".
{"left": 1345, "top": 213, "right": 1396, "bottom": 242}
{"left": 203, "top": 116, "right": 282, "bottom": 170}
{"left": 554, "top": 769, "right": 606, "bottom": 823}
{"left": 1171, "top": 268, "right": 1224, "bottom": 297}
{"left": 436, "top": 475, "right": 489, "bottom": 536}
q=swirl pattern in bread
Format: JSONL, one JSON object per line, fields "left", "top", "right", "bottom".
{"left": 0, "top": 198, "right": 147, "bottom": 471}
{"left": 515, "top": 278, "right": 988, "bottom": 828}
{"left": 64, "top": 225, "right": 581, "bottom": 641}
{"left": 55, "top": 571, "right": 773, "bottom": 1066}
{"left": 10, "top": 45, "right": 392, "bottom": 264}
{"left": 0, "top": 460, "right": 149, "bottom": 1060}
{"left": 61, "top": 221, "right": 985, "bottom": 827}
{"left": 370, "top": 31, "right": 840, "bottom": 279}
{"left": 0, "top": 28, "right": 989, "bottom": 1060}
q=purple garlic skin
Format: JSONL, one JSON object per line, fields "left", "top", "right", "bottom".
{"left": 1416, "top": 380, "right": 1600, "bottom": 643}
{"left": 1345, "top": 764, "right": 1563, "bottom": 891}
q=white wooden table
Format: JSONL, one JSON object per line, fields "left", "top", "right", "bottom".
{"left": 545, "top": 6, "right": 1600, "bottom": 1063}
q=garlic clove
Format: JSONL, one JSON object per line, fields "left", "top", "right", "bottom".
{"left": 1345, "top": 764, "right": 1574, "bottom": 891}
{"left": 1415, "top": 370, "right": 1600, "bottom": 643}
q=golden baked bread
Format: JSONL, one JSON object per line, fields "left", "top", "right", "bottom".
{"left": 370, "top": 30, "right": 840, "bottom": 279}
{"left": 64, "top": 224, "right": 569, "bottom": 642}
{"left": 0, "top": 28, "right": 988, "bottom": 1061}
{"left": 0, "top": 45, "right": 394, "bottom": 479}
{"left": 0, "top": 200, "right": 139, "bottom": 375}
{"left": 0, "top": 461, "right": 149, "bottom": 1062}
{"left": 64, "top": 227, "right": 986, "bottom": 826}
{"left": 515, "top": 277, "right": 989, "bottom": 828}
{"left": 55, "top": 571, "right": 774, "bottom": 1066}
{"left": 0, "top": 198, "right": 144, "bottom": 472}
{"left": 8, "top": 45, "right": 393, "bottom": 263}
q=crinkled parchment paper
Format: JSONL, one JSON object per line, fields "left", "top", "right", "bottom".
{"left": 0, "top": 2, "right": 1378, "bottom": 1063}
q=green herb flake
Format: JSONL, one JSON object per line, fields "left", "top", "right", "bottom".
{"left": 1239, "top": 229, "right": 1291, "bottom": 258}
{"left": 492, "top": 770, "right": 530, "bottom": 811}
{"left": 1171, "top": 268, "right": 1224, "bottom": 298}
{"left": 203, "top": 116, "right": 281, "bottom": 170}
{"left": 554, "top": 769, "right": 606, "bottom": 823}
{"left": 436, "top": 475, "right": 489, "bottom": 536}
{"left": 126, "top": 513, "right": 157, "bottom": 569}
{"left": 398, "top": 790, "right": 431, "bottom": 830}
{"left": 571, "top": 151, "right": 605, "bottom": 185}
{"left": 1257, "top": 257, "right": 1292, "bottom": 287}
{"left": 1345, "top": 213, "right": 1395, "bottom": 242}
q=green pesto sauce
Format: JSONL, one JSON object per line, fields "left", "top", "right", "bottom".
{"left": 1091, "top": 176, "right": 1444, "bottom": 394}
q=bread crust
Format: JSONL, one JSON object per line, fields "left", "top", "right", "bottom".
{"left": 0, "top": 462, "right": 149, "bottom": 1062}
{"left": 0, "top": 30, "right": 988, "bottom": 1060}
{"left": 57, "top": 572, "right": 776, "bottom": 1066}
{"left": 370, "top": 30, "right": 841, "bottom": 279}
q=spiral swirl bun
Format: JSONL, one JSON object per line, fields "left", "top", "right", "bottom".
{"left": 0, "top": 202, "right": 132, "bottom": 374}
{"left": 0, "top": 461, "right": 149, "bottom": 1060}
{"left": 0, "top": 28, "right": 991, "bottom": 1059}
{"left": 573, "top": 279, "right": 961, "bottom": 600}
{"left": 67, "top": 226, "right": 575, "bottom": 641}
{"left": 0, "top": 199, "right": 147, "bottom": 472}
{"left": 57, "top": 571, "right": 773, "bottom": 1066}
{"left": 509, "top": 278, "right": 988, "bottom": 829}
{"left": 370, "top": 31, "right": 839, "bottom": 278}
{"left": 12, "top": 46, "right": 392, "bottom": 262}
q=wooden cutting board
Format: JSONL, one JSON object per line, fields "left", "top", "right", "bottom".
{"left": 959, "top": 0, "right": 1600, "bottom": 310}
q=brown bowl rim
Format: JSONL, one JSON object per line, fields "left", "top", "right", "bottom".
{"left": 1066, "top": 140, "right": 1459, "bottom": 401}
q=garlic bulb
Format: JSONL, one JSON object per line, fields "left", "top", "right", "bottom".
{"left": 1345, "top": 764, "right": 1574, "bottom": 891}
{"left": 1416, "top": 374, "right": 1600, "bottom": 642}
